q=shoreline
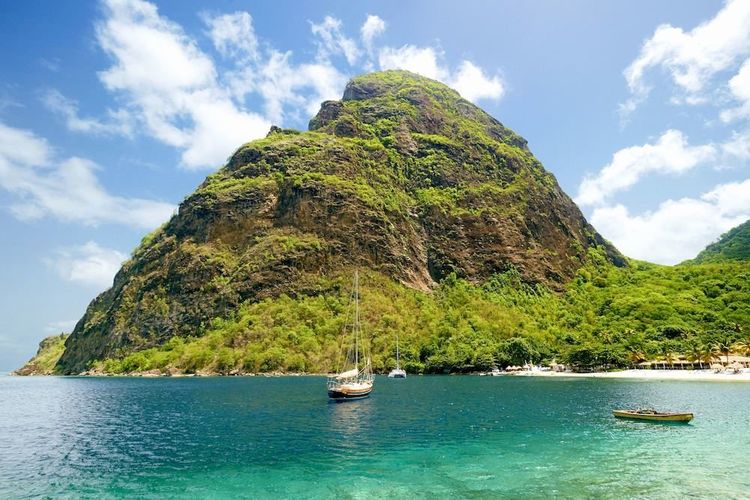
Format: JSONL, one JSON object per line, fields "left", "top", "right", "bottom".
{"left": 512, "top": 368, "right": 750, "bottom": 382}
{"left": 8, "top": 368, "right": 750, "bottom": 382}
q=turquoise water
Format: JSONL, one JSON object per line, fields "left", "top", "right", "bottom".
{"left": 1, "top": 376, "right": 749, "bottom": 498}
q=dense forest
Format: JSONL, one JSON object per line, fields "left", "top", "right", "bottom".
{"left": 74, "top": 248, "right": 749, "bottom": 375}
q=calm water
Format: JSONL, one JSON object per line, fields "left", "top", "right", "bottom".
{"left": 1, "top": 376, "right": 749, "bottom": 499}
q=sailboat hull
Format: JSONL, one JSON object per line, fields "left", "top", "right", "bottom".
{"left": 327, "top": 386, "right": 373, "bottom": 400}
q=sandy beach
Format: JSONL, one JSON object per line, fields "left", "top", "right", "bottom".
{"left": 514, "top": 369, "right": 750, "bottom": 382}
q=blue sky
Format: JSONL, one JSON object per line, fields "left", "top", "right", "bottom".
{"left": 1, "top": 0, "right": 749, "bottom": 370}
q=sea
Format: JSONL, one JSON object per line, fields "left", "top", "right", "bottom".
{"left": 0, "top": 375, "right": 748, "bottom": 499}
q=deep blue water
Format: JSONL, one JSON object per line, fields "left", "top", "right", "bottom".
{"left": 1, "top": 375, "right": 749, "bottom": 498}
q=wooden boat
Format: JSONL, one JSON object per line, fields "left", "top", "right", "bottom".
{"left": 327, "top": 271, "right": 374, "bottom": 401}
{"left": 613, "top": 409, "right": 693, "bottom": 422}
{"left": 388, "top": 333, "right": 406, "bottom": 379}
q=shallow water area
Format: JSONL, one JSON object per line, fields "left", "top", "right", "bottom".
{"left": 1, "top": 375, "right": 748, "bottom": 498}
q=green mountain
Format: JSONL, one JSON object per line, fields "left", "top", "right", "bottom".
{"left": 690, "top": 220, "right": 750, "bottom": 264}
{"left": 52, "top": 70, "right": 624, "bottom": 374}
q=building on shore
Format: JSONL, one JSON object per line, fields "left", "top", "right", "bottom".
{"left": 637, "top": 355, "right": 750, "bottom": 370}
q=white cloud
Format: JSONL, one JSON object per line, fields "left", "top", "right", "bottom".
{"left": 203, "top": 11, "right": 258, "bottom": 61}
{"left": 576, "top": 130, "right": 716, "bottom": 206}
{"left": 721, "top": 128, "right": 750, "bottom": 160}
{"left": 720, "top": 58, "right": 750, "bottom": 122}
{"left": 46, "top": 241, "right": 127, "bottom": 289}
{"left": 311, "top": 16, "right": 360, "bottom": 65}
{"left": 0, "top": 122, "right": 175, "bottom": 228}
{"left": 450, "top": 61, "right": 505, "bottom": 102}
{"left": 95, "top": 0, "right": 270, "bottom": 169}
{"left": 622, "top": 0, "right": 750, "bottom": 114}
{"left": 377, "top": 45, "right": 504, "bottom": 102}
{"left": 250, "top": 50, "right": 348, "bottom": 124}
{"left": 360, "top": 15, "right": 386, "bottom": 54}
{"left": 54, "top": 3, "right": 506, "bottom": 166}
{"left": 590, "top": 178, "right": 750, "bottom": 264}
{"left": 42, "top": 89, "right": 133, "bottom": 136}
{"left": 379, "top": 45, "right": 448, "bottom": 81}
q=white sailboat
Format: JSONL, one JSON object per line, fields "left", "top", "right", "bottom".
{"left": 388, "top": 334, "right": 406, "bottom": 378}
{"left": 327, "top": 271, "right": 374, "bottom": 400}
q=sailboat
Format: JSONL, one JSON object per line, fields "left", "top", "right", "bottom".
{"left": 388, "top": 334, "right": 406, "bottom": 378}
{"left": 327, "top": 271, "right": 374, "bottom": 400}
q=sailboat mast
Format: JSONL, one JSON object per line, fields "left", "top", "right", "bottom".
{"left": 354, "top": 270, "right": 359, "bottom": 371}
{"left": 396, "top": 333, "right": 400, "bottom": 370}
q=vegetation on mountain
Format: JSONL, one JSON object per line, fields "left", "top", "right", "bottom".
{"left": 53, "top": 70, "right": 624, "bottom": 374}
{"left": 690, "top": 220, "right": 750, "bottom": 264}
{"left": 14, "top": 334, "right": 68, "bottom": 375}
{"left": 78, "top": 253, "right": 748, "bottom": 375}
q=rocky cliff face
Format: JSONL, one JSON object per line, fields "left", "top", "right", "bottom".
{"left": 57, "top": 71, "right": 624, "bottom": 374}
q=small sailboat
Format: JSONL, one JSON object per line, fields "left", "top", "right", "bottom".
{"left": 327, "top": 271, "right": 374, "bottom": 401}
{"left": 388, "top": 334, "right": 406, "bottom": 379}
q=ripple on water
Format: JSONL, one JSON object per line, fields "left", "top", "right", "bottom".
{"left": 1, "top": 376, "right": 749, "bottom": 498}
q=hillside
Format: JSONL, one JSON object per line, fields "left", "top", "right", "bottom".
{"left": 52, "top": 70, "right": 624, "bottom": 374}
{"left": 690, "top": 220, "right": 750, "bottom": 264}
{"left": 13, "top": 334, "right": 68, "bottom": 375}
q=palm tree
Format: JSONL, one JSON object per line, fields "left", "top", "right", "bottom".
{"left": 685, "top": 341, "right": 705, "bottom": 369}
{"left": 712, "top": 340, "right": 732, "bottom": 366}
{"left": 699, "top": 343, "right": 716, "bottom": 369}
{"left": 732, "top": 340, "right": 750, "bottom": 357}
{"left": 659, "top": 343, "right": 675, "bottom": 368}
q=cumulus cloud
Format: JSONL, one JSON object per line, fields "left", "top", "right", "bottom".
{"left": 621, "top": 0, "right": 750, "bottom": 116}
{"left": 576, "top": 130, "right": 716, "bottom": 206}
{"left": 255, "top": 50, "right": 348, "bottom": 123}
{"left": 590, "top": 178, "right": 750, "bottom": 264}
{"left": 378, "top": 45, "right": 505, "bottom": 102}
{"left": 378, "top": 45, "right": 448, "bottom": 80}
{"left": 50, "top": 3, "right": 507, "bottom": 168}
{"left": 450, "top": 61, "right": 505, "bottom": 102}
{"left": 720, "top": 58, "right": 750, "bottom": 122}
{"left": 721, "top": 128, "right": 750, "bottom": 160}
{"left": 360, "top": 15, "right": 386, "bottom": 54}
{"left": 46, "top": 241, "right": 127, "bottom": 289}
{"left": 42, "top": 89, "right": 133, "bottom": 136}
{"left": 203, "top": 11, "right": 258, "bottom": 61}
{"left": 95, "top": 0, "right": 270, "bottom": 169}
{"left": 0, "top": 121, "right": 175, "bottom": 228}
{"left": 311, "top": 15, "right": 360, "bottom": 65}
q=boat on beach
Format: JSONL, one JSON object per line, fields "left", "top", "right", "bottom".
{"left": 327, "top": 271, "right": 373, "bottom": 401}
{"left": 613, "top": 409, "right": 693, "bottom": 422}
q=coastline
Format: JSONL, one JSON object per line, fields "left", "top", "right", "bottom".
{"left": 8, "top": 368, "right": 750, "bottom": 382}
{"left": 512, "top": 369, "right": 750, "bottom": 382}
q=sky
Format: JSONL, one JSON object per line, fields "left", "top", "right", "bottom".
{"left": 1, "top": 0, "right": 749, "bottom": 370}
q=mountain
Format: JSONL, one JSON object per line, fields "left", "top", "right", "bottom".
{"left": 55, "top": 70, "right": 624, "bottom": 374}
{"left": 690, "top": 220, "right": 750, "bottom": 264}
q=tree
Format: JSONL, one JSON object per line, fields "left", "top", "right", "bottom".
{"left": 712, "top": 340, "right": 732, "bottom": 366}
{"left": 732, "top": 340, "right": 750, "bottom": 357}
{"left": 501, "top": 337, "right": 537, "bottom": 366}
